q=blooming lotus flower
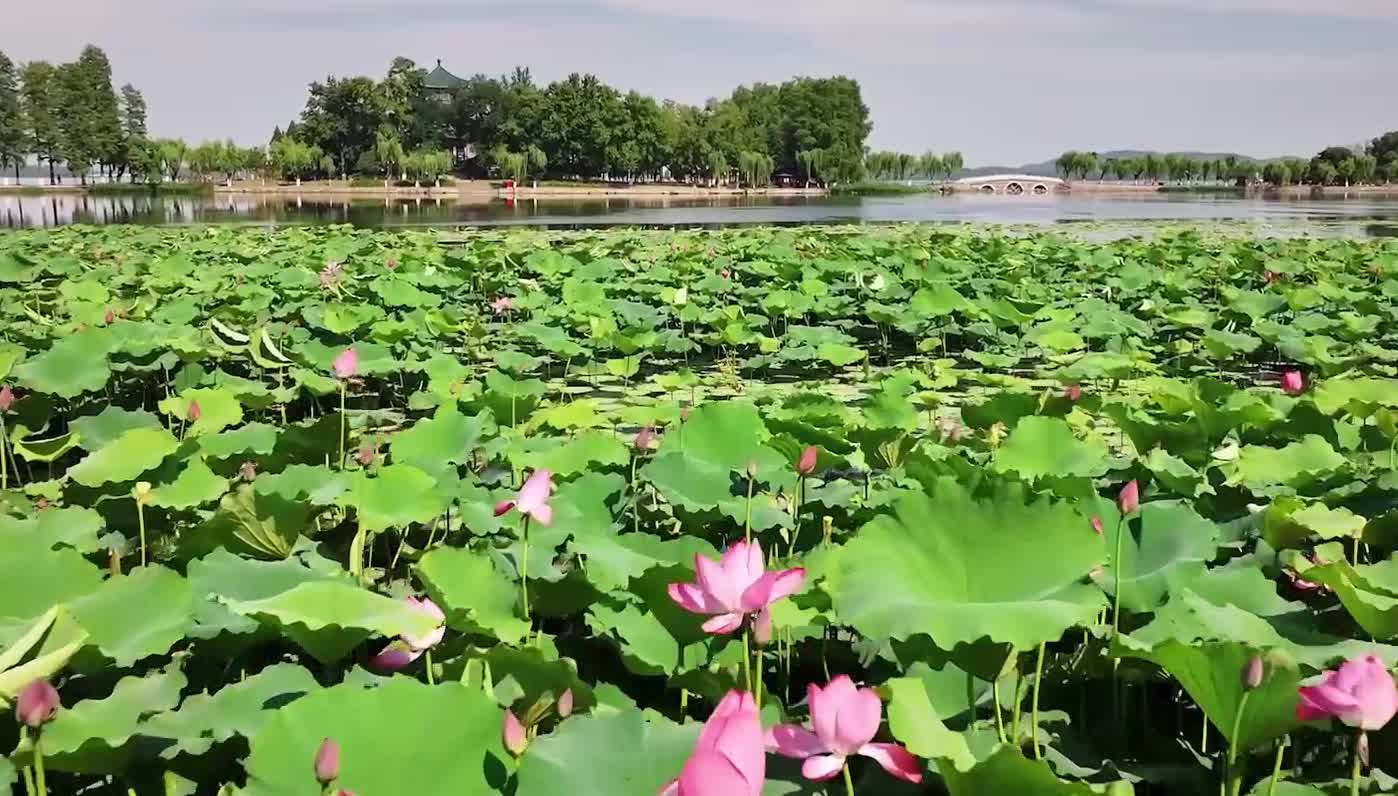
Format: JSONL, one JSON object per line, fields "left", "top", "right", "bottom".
{"left": 1297, "top": 654, "right": 1398, "bottom": 730}
{"left": 370, "top": 597, "right": 446, "bottom": 672}
{"left": 796, "top": 446, "right": 818, "bottom": 477}
{"left": 16, "top": 679, "right": 60, "bottom": 728}
{"left": 315, "top": 737, "right": 340, "bottom": 784}
{"left": 495, "top": 469, "right": 554, "bottom": 526}
{"left": 1118, "top": 480, "right": 1140, "bottom": 516}
{"left": 503, "top": 710, "right": 528, "bottom": 756}
{"left": 1281, "top": 370, "right": 1305, "bottom": 396}
{"left": 767, "top": 676, "right": 922, "bottom": 784}
{"left": 668, "top": 541, "right": 805, "bottom": 635}
{"left": 332, "top": 347, "right": 358, "bottom": 380}
{"left": 660, "top": 690, "right": 764, "bottom": 796}
{"left": 0, "top": 384, "right": 14, "bottom": 413}
{"left": 491, "top": 296, "right": 514, "bottom": 315}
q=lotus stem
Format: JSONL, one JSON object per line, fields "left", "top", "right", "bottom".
{"left": 754, "top": 643, "right": 763, "bottom": 707}
{"left": 1, "top": 416, "right": 8, "bottom": 490}
{"left": 337, "top": 381, "right": 347, "bottom": 470}
{"left": 136, "top": 496, "right": 147, "bottom": 567}
{"left": 1351, "top": 730, "right": 1364, "bottom": 796}
{"left": 1111, "top": 516, "right": 1126, "bottom": 638}
{"left": 1226, "top": 691, "right": 1251, "bottom": 796}
{"left": 680, "top": 687, "right": 689, "bottom": 714}
{"left": 21, "top": 765, "right": 34, "bottom": 796}
{"left": 33, "top": 738, "right": 47, "bottom": 796}
{"left": 630, "top": 455, "right": 640, "bottom": 535}
{"left": 992, "top": 678, "right": 1007, "bottom": 744}
{"left": 1201, "top": 712, "right": 1208, "bottom": 753}
{"left": 1010, "top": 670, "right": 1023, "bottom": 746}
{"left": 520, "top": 515, "right": 531, "bottom": 627}
{"left": 1266, "top": 736, "right": 1288, "bottom": 796}
{"left": 425, "top": 649, "right": 435, "bottom": 685}
{"left": 744, "top": 471, "right": 754, "bottom": 544}
{"left": 741, "top": 628, "right": 752, "bottom": 694}
{"left": 1031, "top": 642, "right": 1046, "bottom": 760}
{"left": 842, "top": 763, "right": 856, "bottom": 796}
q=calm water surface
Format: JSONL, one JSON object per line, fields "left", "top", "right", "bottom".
{"left": 5, "top": 191, "right": 1398, "bottom": 236}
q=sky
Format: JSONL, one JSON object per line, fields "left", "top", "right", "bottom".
{"left": 4, "top": 0, "right": 1396, "bottom": 166}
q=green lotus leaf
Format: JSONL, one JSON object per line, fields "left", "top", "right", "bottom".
{"left": 0, "top": 506, "right": 104, "bottom": 553}
{"left": 993, "top": 416, "right": 1110, "bottom": 481}
{"left": 391, "top": 405, "right": 488, "bottom": 468}
{"left": 68, "top": 427, "right": 180, "bottom": 487}
{"left": 13, "top": 333, "right": 111, "bottom": 398}
{"left": 513, "top": 430, "right": 631, "bottom": 476}
{"left": 349, "top": 464, "right": 445, "bottom": 534}
{"left": 1301, "top": 559, "right": 1398, "bottom": 640}
{"left": 33, "top": 667, "right": 187, "bottom": 774}
{"left": 69, "top": 407, "right": 163, "bottom": 451}
{"left": 198, "top": 422, "right": 280, "bottom": 459}
{"left": 244, "top": 679, "right": 508, "bottom": 796}
{"left": 159, "top": 388, "right": 244, "bottom": 437}
{"left": 938, "top": 745, "right": 1131, "bottom": 795}
{"left": 1224, "top": 435, "right": 1348, "bottom": 493}
{"left": 1116, "top": 641, "right": 1301, "bottom": 752}
{"left": 885, "top": 671, "right": 978, "bottom": 771}
{"left": 256, "top": 463, "right": 350, "bottom": 505}
{"left": 0, "top": 607, "right": 87, "bottom": 704}
{"left": 1312, "top": 377, "right": 1398, "bottom": 416}
{"left": 0, "top": 542, "right": 104, "bottom": 624}
{"left": 149, "top": 457, "right": 228, "bottom": 510}
{"left": 8, "top": 427, "right": 80, "bottom": 463}
{"left": 141, "top": 663, "right": 321, "bottom": 759}
{"left": 515, "top": 708, "right": 698, "bottom": 796}
{"left": 219, "top": 580, "right": 441, "bottom": 664}
{"left": 416, "top": 545, "right": 529, "bottom": 645}
{"left": 68, "top": 565, "right": 194, "bottom": 667}
{"left": 191, "top": 484, "right": 306, "bottom": 560}
{"left": 832, "top": 485, "right": 1105, "bottom": 649}
{"left": 1088, "top": 498, "right": 1219, "bottom": 614}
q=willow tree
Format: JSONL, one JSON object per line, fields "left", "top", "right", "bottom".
{"left": 374, "top": 128, "right": 404, "bottom": 186}
{"left": 707, "top": 150, "right": 728, "bottom": 187}
{"left": 796, "top": 149, "right": 825, "bottom": 187}
{"left": 941, "top": 151, "right": 963, "bottom": 179}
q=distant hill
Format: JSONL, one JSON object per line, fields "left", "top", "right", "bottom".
{"left": 956, "top": 150, "right": 1261, "bottom": 179}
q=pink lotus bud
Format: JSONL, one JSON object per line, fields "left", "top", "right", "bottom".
{"left": 314, "top": 737, "right": 340, "bottom": 784}
{"left": 503, "top": 710, "right": 528, "bottom": 756}
{"left": 635, "top": 424, "right": 655, "bottom": 451}
{"left": 187, "top": 400, "right": 201, "bottom": 423}
{"left": 385, "top": 257, "right": 398, "bottom": 269}
{"left": 239, "top": 461, "right": 257, "bottom": 481}
{"left": 1090, "top": 516, "right": 1104, "bottom": 536}
{"left": 103, "top": 308, "right": 115, "bottom": 325}
{"left": 1063, "top": 385, "right": 1082, "bottom": 402}
{"left": 1243, "top": 655, "right": 1264, "bottom": 691}
{"left": 796, "top": 446, "right": 818, "bottom": 476}
{"left": 0, "top": 384, "right": 14, "bottom": 413}
{"left": 16, "top": 679, "right": 60, "bottom": 728}
{"left": 493, "top": 499, "right": 516, "bottom": 517}
{"left": 332, "top": 347, "right": 358, "bottom": 380}
{"left": 752, "top": 608, "right": 773, "bottom": 647}
{"left": 356, "top": 445, "right": 374, "bottom": 466}
{"left": 557, "top": 688, "right": 574, "bottom": 719}
{"left": 1281, "top": 370, "right": 1305, "bottom": 396}
{"left": 1118, "top": 480, "right": 1140, "bottom": 516}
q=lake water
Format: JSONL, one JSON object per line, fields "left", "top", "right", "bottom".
{"left": 5, "top": 191, "right": 1398, "bottom": 236}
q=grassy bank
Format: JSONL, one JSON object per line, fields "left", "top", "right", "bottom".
{"left": 830, "top": 181, "right": 935, "bottom": 196}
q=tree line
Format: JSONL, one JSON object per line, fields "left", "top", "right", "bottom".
{"left": 1054, "top": 141, "right": 1398, "bottom": 187}
{"left": 863, "top": 151, "right": 964, "bottom": 182}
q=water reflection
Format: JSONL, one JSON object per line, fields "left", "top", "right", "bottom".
{"left": 6, "top": 190, "right": 1398, "bottom": 236}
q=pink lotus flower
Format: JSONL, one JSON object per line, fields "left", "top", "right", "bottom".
{"left": 635, "top": 424, "right": 656, "bottom": 451}
{"left": 1244, "top": 656, "right": 1265, "bottom": 691}
{"left": 503, "top": 710, "right": 528, "bottom": 756}
{"left": 668, "top": 541, "right": 805, "bottom": 635}
{"left": 356, "top": 445, "right": 375, "bottom": 466}
{"left": 370, "top": 597, "right": 446, "bottom": 672}
{"left": 1063, "top": 385, "right": 1082, "bottom": 402}
{"left": 558, "top": 688, "right": 574, "bottom": 718}
{"left": 491, "top": 296, "right": 514, "bottom": 315}
{"left": 315, "top": 737, "right": 340, "bottom": 784}
{"left": 796, "top": 446, "right": 818, "bottom": 476}
{"left": 187, "top": 400, "right": 201, "bottom": 423}
{"left": 16, "top": 679, "right": 60, "bottom": 728}
{"left": 1281, "top": 370, "right": 1305, "bottom": 396}
{"left": 1297, "top": 654, "right": 1398, "bottom": 730}
{"left": 660, "top": 690, "right": 764, "bottom": 796}
{"left": 0, "top": 384, "right": 14, "bottom": 413}
{"left": 332, "top": 347, "right": 358, "bottom": 380}
{"left": 1118, "top": 480, "right": 1140, "bottom": 516}
{"left": 495, "top": 469, "right": 554, "bottom": 526}
{"left": 767, "top": 676, "right": 922, "bottom": 784}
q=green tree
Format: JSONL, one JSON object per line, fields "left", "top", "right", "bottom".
{"left": 0, "top": 51, "right": 23, "bottom": 182}
{"left": 942, "top": 151, "right": 963, "bottom": 179}
{"left": 539, "top": 73, "right": 622, "bottom": 179}
{"left": 20, "top": 62, "right": 61, "bottom": 184}
{"left": 120, "top": 84, "right": 146, "bottom": 139}
{"left": 269, "top": 137, "right": 318, "bottom": 184}
{"left": 298, "top": 75, "right": 386, "bottom": 177}
{"left": 157, "top": 138, "right": 187, "bottom": 181}
{"left": 55, "top": 61, "right": 98, "bottom": 183}
{"left": 126, "top": 137, "right": 163, "bottom": 185}
{"left": 374, "top": 127, "right": 404, "bottom": 185}
{"left": 186, "top": 141, "right": 222, "bottom": 182}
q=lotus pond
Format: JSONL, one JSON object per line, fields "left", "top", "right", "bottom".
{"left": 4, "top": 224, "right": 1398, "bottom": 796}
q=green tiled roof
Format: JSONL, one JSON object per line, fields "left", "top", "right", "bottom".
{"left": 424, "top": 60, "right": 466, "bottom": 91}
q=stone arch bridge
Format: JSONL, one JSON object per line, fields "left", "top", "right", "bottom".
{"left": 950, "top": 174, "right": 1067, "bottom": 195}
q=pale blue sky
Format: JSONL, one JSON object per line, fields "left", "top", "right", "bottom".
{"left": 5, "top": 0, "right": 1395, "bottom": 165}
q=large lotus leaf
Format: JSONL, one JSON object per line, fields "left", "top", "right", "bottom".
{"left": 67, "top": 427, "right": 180, "bottom": 487}
{"left": 149, "top": 457, "right": 228, "bottom": 510}
{"left": 68, "top": 565, "right": 194, "bottom": 666}
{"left": 1119, "top": 641, "right": 1301, "bottom": 752}
{"left": 993, "top": 417, "right": 1110, "bottom": 481}
{"left": 244, "top": 679, "right": 508, "bottom": 796}
{"left": 218, "top": 581, "right": 441, "bottom": 664}
{"left": 158, "top": 388, "right": 244, "bottom": 437}
{"left": 1301, "top": 560, "right": 1398, "bottom": 640}
{"left": 832, "top": 486, "right": 1106, "bottom": 649}
{"left": 515, "top": 709, "right": 698, "bottom": 796}
{"left": 13, "top": 333, "right": 111, "bottom": 398}
{"left": 571, "top": 531, "right": 719, "bottom": 594}
{"left": 1223, "top": 436, "right": 1348, "bottom": 493}
{"left": 141, "top": 663, "right": 321, "bottom": 759}
{"left": 256, "top": 464, "right": 350, "bottom": 505}
{"left": 390, "top": 405, "right": 488, "bottom": 468}
{"left": 885, "top": 672, "right": 977, "bottom": 771}
{"left": 187, "top": 548, "right": 342, "bottom": 638}
{"left": 1312, "top": 378, "right": 1398, "bottom": 416}
{"left": 348, "top": 464, "right": 444, "bottom": 533}
{"left": 190, "top": 485, "right": 306, "bottom": 560}
{"left": 198, "top": 422, "right": 280, "bottom": 459}
{"left": 1087, "top": 498, "right": 1220, "bottom": 614}
{"left": 938, "top": 745, "right": 1132, "bottom": 795}
{"left": 512, "top": 430, "right": 631, "bottom": 476}
{"left": 34, "top": 667, "right": 187, "bottom": 774}
{"left": 416, "top": 545, "right": 529, "bottom": 645}
{"left": 0, "top": 542, "right": 104, "bottom": 623}
{"left": 0, "top": 607, "right": 87, "bottom": 703}
{"left": 0, "top": 506, "right": 104, "bottom": 553}
{"left": 661, "top": 400, "right": 769, "bottom": 470}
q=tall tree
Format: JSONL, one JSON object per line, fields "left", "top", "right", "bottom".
{"left": 73, "top": 46, "right": 123, "bottom": 176}
{"left": 298, "top": 76, "right": 386, "bottom": 177}
{"left": 55, "top": 61, "right": 98, "bottom": 183}
{"left": 20, "top": 61, "right": 61, "bottom": 184}
{"left": 120, "top": 84, "right": 146, "bottom": 139}
{"left": 0, "top": 51, "right": 23, "bottom": 182}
